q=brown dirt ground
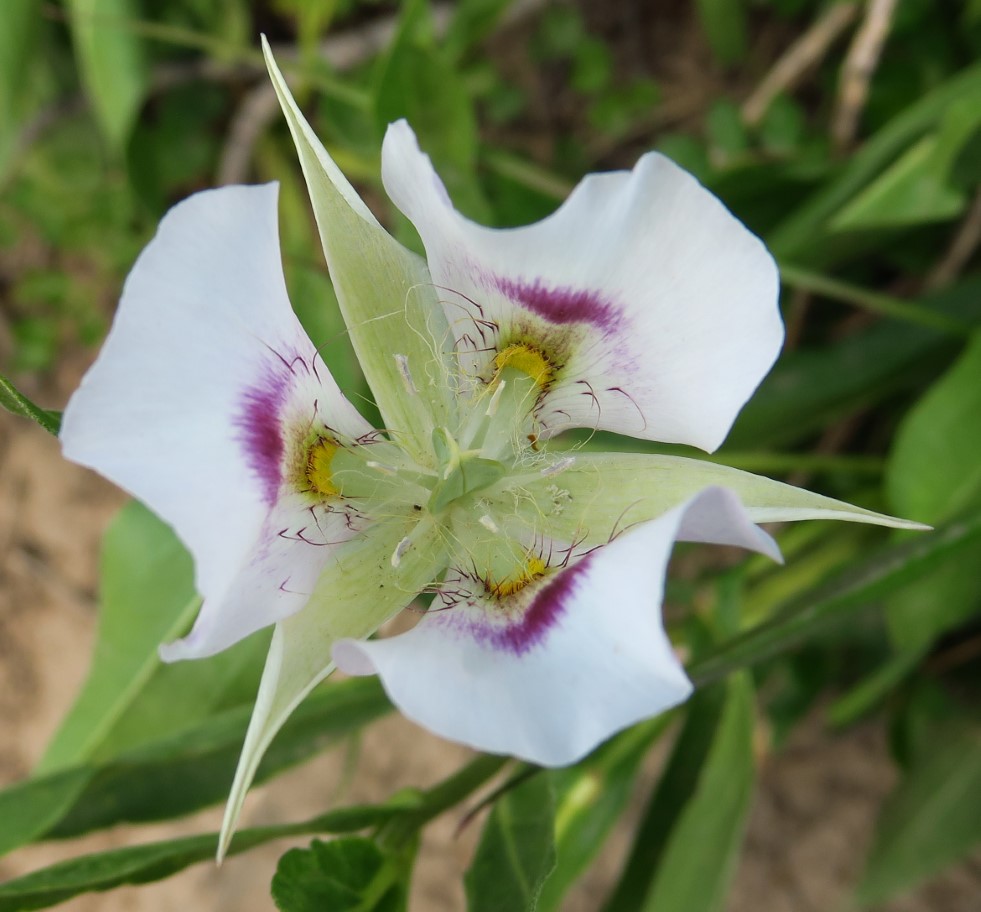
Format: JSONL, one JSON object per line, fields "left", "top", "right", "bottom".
{"left": 1, "top": 358, "right": 979, "bottom": 911}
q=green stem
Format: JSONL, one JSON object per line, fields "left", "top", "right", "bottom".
{"left": 376, "top": 754, "right": 509, "bottom": 850}
{"left": 780, "top": 264, "right": 971, "bottom": 335}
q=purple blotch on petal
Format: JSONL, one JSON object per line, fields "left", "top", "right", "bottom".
{"left": 495, "top": 277, "right": 622, "bottom": 331}
{"left": 489, "top": 553, "right": 593, "bottom": 656}
{"left": 236, "top": 369, "right": 290, "bottom": 505}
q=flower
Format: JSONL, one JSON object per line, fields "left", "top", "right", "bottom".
{"left": 59, "top": 39, "right": 922, "bottom": 854}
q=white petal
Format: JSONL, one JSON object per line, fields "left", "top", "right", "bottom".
{"left": 382, "top": 121, "right": 782, "bottom": 451}
{"left": 334, "top": 487, "right": 773, "bottom": 765}
{"left": 61, "top": 184, "right": 375, "bottom": 656}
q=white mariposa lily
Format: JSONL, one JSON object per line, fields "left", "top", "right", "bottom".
{"left": 59, "top": 39, "right": 924, "bottom": 857}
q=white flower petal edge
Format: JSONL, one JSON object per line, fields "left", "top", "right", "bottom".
{"left": 61, "top": 184, "right": 375, "bottom": 659}
{"left": 382, "top": 121, "right": 783, "bottom": 452}
{"left": 334, "top": 486, "right": 776, "bottom": 766}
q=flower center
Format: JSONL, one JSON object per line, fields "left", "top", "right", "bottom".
{"left": 428, "top": 427, "right": 506, "bottom": 512}
{"left": 494, "top": 343, "right": 553, "bottom": 388}
{"left": 305, "top": 437, "right": 340, "bottom": 496}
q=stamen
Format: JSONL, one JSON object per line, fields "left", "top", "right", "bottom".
{"left": 391, "top": 536, "right": 412, "bottom": 568}
{"left": 394, "top": 353, "right": 417, "bottom": 395}
{"left": 478, "top": 514, "right": 499, "bottom": 533}
{"left": 542, "top": 456, "right": 575, "bottom": 477}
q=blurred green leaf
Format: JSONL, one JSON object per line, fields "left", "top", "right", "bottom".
{"left": 0, "top": 678, "right": 391, "bottom": 854}
{"left": 770, "top": 62, "right": 981, "bottom": 261}
{"left": 373, "top": 0, "right": 486, "bottom": 221}
{"left": 696, "top": 0, "right": 748, "bottom": 65}
{"left": 888, "top": 332, "right": 981, "bottom": 524}
{"left": 465, "top": 771, "right": 556, "bottom": 912}
{"left": 688, "top": 511, "right": 981, "bottom": 688}
{"left": 539, "top": 718, "right": 670, "bottom": 912}
{"left": 0, "top": 769, "right": 92, "bottom": 857}
{"left": 37, "top": 501, "right": 198, "bottom": 774}
{"left": 857, "top": 723, "right": 981, "bottom": 905}
{"left": 0, "top": 803, "right": 406, "bottom": 912}
{"left": 885, "top": 333, "right": 981, "bottom": 650}
{"left": 728, "top": 277, "right": 981, "bottom": 450}
{"left": 706, "top": 100, "right": 749, "bottom": 166}
{"left": 65, "top": 0, "right": 148, "bottom": 151}
{"left": 0, "top": 372, "right": 61, "bottom": 435}
{"left": 0, "top": 0, "right": 42, "bottom": 176}
{"left": 831, "top": 135, "right": 966, "bottom": 230}
{"left": 826, "top": 646, "right": 926, "bottom": 727}
{"left": 603, "top": 686, "right": 726, "bottom": 912}
{"left": 641, "top": 674, "right": 755, "bottom": 912}
{"left": 445, "top": 0, "right": 516, "bottom": 62}
{"left": 272, "top": 838, "right": 407, "bottom": 912}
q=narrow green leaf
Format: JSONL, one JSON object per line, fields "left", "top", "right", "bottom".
{"left": 373, "top": 0, "right": 487, "bottom": 221}
{"left": 272, "top": 838, "right": 407, "bottom": 912}
{"left": 0, "top": 0, "right": 42, "bottom": 177}
{"left": 0, "top": 678, "right": 391, "bottom": 856}
{"left": 888, "top": 333, "right": 981, "bottom": 523}
{"left": 857, "top": 724, "right": 981, "bottom": 905}
{"left": 688, "top": 511, "right": 981, "bottom": 688}
{"left": 885, "top": 333, "right": 981, "bottom": 649}
{"left": 602, "top": 687, "right": 726, "bottom": 912}
{"left": 64, "top": 0, "right": 147, "bottom": 150}
{"left": 832, "top": 97, "right": 981, "bottom": 231}
{"left": 826, "top": 647, "right": 926, "bottom": 728}
{"left": 770, "top": 63, "right": 981, "bottom": 261}
{"left": 641, "top": 674, "right": 755, "bottom": 912}
{"left": 0, "top": 769, "right": 92, "bottom": 857}
{"left": 695, "top": 0, "right": 747, "bottom": 66}
{"left": 50, "top": 678, "right": 391, "bottom": 840}
{"left": 539, "top": 718, "right": 671, "bottom": 912}
{"left": 0, "top": 372, "right": 61, "bottom": 435}
{"left": 465, "top": 772, "right": 556, "bottom": 912}
{"left": 728, "top": 277, "right": 981, "bottom": 450}
{"left": 37, "top": 501, "right": 199, "bottom": 774}
{"left": 0, "top": 804, "right": 406, "bottom": 912}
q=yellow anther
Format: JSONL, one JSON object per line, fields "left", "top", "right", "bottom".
{"left": 485, "top": 556, "right": 547, "bottom": 599}
{"left": 305, "top": 438, "right": 340, "bottom": 496}
{"left": 494, "top": 343, "right": 554, "bottom": 388}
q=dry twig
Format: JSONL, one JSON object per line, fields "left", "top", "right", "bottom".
{"left": 832, "top": 0, "right": 900, "bottom": 152}
{"left": 742, "top": 2, "right": 859, "bottom": 127}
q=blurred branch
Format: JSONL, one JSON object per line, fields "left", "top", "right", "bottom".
{"left": 924, "top": 189, "right": 981, "bottom": 292}
{"left": 742, "top": 2, "right": 859, "bottom": 127}
{"left": 832, "top": 0, "right": 900, "bottom": 153}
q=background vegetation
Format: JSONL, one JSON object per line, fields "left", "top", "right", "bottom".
{"left": 0, "top": 0, "right": 979, "bottom": 909}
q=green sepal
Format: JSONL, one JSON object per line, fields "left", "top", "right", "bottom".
{"left": 506, "top": 453, "right": 926, "bottom": 548}
{"left": 217, "top": 509, "right": 445, "bottom": 859}
{"left": 262, "top": 38, "right": 455, "bottom": 468}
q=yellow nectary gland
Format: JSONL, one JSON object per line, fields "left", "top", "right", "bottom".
{"left": 494, "top": 343, "right": 554, "bottom": 388}
{"left": 305, "top": 437, "right": 341, "bottom": 496}
{"left": 484, "top": 556, "right": 547, "bottom": 599}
